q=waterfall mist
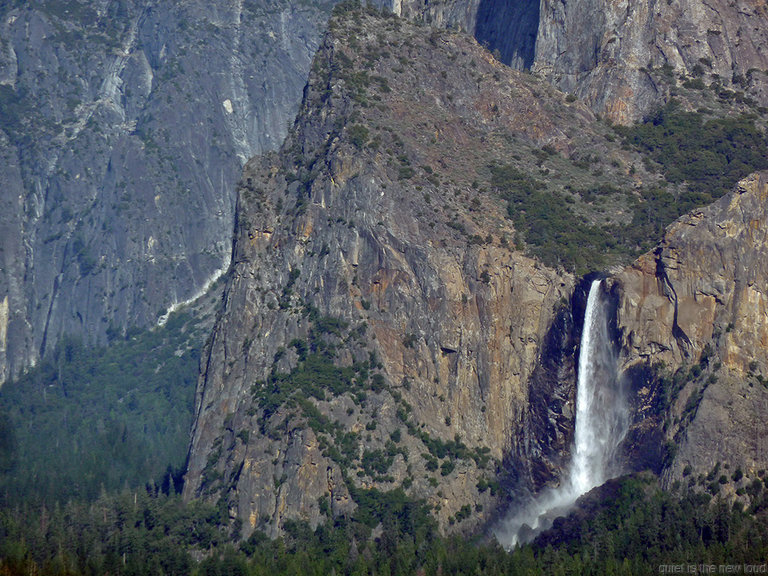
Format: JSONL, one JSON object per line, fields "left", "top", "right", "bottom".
{"left": 496, "top": 280, "right": 629, "bottom": 548}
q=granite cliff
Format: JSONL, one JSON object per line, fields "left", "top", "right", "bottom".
{"left": 2, "top": 0, "right": 767, "bottom": 544}
{"left": 608, "top": 171, "right": 768, "bottom": 492}
{"left": 3, "top": 0, "right": 767, "bottom": 384}
{"left": 181, "top": 1, "right": 768, "bottom": 537}
{"left": 0, "top": 0, "right": 333, "bottom": 381}
{"left": 374, "top": 0, "right": 768, "bottom": 122}
{"left": 182, "top": 5, "right": 679, "bottom": 537}
{"left": 533, "top": 0, "right": 768, "bottom": 123}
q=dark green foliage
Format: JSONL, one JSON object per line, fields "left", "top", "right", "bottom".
{"left": 491, "top": 160, "right": 680, "bottom": 273}
{"left": 440, "top": 460, "right": 455, "bottom": 476}
{"left": 411, "top": 428, "right": 465, "bottom": 460}
{"left": 530, "top": 473, "right": 768, "bottom": 573}
{"left": 279, "top": 268, "right": 301, "bottom": 307}
{"left": 331, "top": 0, "right": 362, "bottom": 19}
{"left": 398, "top": 165, "right": 415, "bottom": 179}
{"left": 0, "top": 490, "right": 226, "bottom": 576}
{"left": 71, "top": 235, "right": 97, "bottom": 275}
{"left": 455, "top": 504, "right": 472, "bottom": 522}
{"left": 492, "top": 104, "right": 768, "bottom": 273}
{"left": 252, "top": 346, "right": 363, "bottom": 422}
{"left": 656, "top": 364, "right": 694, "bottom": 413}
{"left": 288, "top": 338, "right": 308, "bottom": 361}
{"left": 348, "top": 123, "right": 369, "bottom": 149}
{"left": 0, "top": 312, "right": 201, "bottom": 505}
{"left": 618, "top": 102, "right": 768, "bottom": 201}
{"left": 476, "top": 477, "right": 500, "bottom": 496}
{"left": 250, "top": 314, "right": 391, "bottom": 472}
{"left": 313, "top": 315, "right": 348, "bottom": 337}
{"left": 362, "top": 448, "right": 395, "bottom": 475}
{"left": 0, "top": 410, "right": 16, "bottom": 473}
{"left": 576, "top": 183, "right": 622, "bottom": 203}
{"left": 405, "top": 419, "right": 492, "bottom": 469}
{"left": 490, "top": 162, "right": 626, "bottom": 273}
{"left": 7, "top": 472, "right": 768, "bottom": 575}
{"left": 370, "top": 372, "right": 386, "bottom": 392}
{"left": 0, "top": 85, "right": 39, "bottom": 146}
{"left": 683, "top": 78, "right": 707, "bottom": 90}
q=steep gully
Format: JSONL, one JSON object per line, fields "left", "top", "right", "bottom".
{"left": 498, "top": 280, "right": 629, "bottom": 547}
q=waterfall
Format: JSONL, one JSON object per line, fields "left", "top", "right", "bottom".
{"left": 569, "top": 279, "right": 626, "bottom": 494}
{"left": 496, "top": 279, "right": 629, "bottom": 547}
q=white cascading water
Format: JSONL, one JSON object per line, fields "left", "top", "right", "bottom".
{"left": 496, "top": 279, "right": 629, "bottom": 547}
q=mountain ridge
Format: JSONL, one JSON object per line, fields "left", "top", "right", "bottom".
{"left": 180, "top": 3, "right": 768, "bottom": 538}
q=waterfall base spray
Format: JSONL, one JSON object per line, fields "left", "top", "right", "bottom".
{"left": 496, "top": 280, "right": 629, "bottom": 547}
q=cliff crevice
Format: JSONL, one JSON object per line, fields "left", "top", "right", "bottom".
{"left": 611, "top": 171, "right": 768, "bottom": 485}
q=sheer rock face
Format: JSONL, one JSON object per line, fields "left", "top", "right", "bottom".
{"left": 182, "top": 10, "right": 648, "bottom": 537}
{"left": 610, "top": 172, "right": 768, "bottom": 481}
{"left": 533, "top": 0, "right": 768, "bottom": 123}
{"left": 0, "top": 0, "right": 332, "bottom": 380}
{"left": 381, "top": 0, "right": 768, "bottom": 123}
{"left": 614, "top": 172, "right": 768, "bottom": 377}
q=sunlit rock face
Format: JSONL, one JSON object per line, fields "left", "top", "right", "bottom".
{"left": 532, "top": 0, "right": 768, "bottom": 123}
{"left": 182, "top": 8, "right": 615, "bottom": 538}
{"left": 181, "top": 0, "right": 768, "bottom": 538}
{"left": 611, "top": 172, "right": 768, "bottom": 484}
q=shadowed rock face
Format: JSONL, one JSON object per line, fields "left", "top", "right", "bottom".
{"left": 474, "top": 0, "right": 539, "bottom": 70}
{"left": 0, "top": 0, "right": 333, "bottom": 380}
{"left": 533, "top": 0, "right": 768, "bottom": 122}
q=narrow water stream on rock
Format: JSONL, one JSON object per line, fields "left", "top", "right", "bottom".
{"left": 497, "top": 280, "right": 629, "bottom": 547}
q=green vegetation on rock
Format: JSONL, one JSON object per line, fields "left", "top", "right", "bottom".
{"left": 493, "top": 104, "right": 768, "bottom": 273}
{"left": 618, "top": 103, "right": 768, "bottom": 202}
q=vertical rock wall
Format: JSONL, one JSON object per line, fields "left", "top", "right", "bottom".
{"left": 534, "top": 0, "right": 768, "bottom": 122}
{"left": 0, "top": 0, "right": 333, "bottom": 380}
{"left": 610, "top": 172, "right": 768, "bottom": 482}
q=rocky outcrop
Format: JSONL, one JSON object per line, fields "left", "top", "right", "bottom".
{"left": 173, "top": 0, "right": 768, "bottom": 539}
{"left": 0, "top": 0, "right": 333, "bottom": 380}
{"left": 372, "top": 0, "right": 539, "bottom": 70}
{"left": 610, "top": 172, "right": 768, "bottom": 484}
{"left": 4, "top": 0, "right": 766, "bottom": 383}
{"left": 533, "top": 0, "right": 768, "bottom": 122}
{"left": 0, "top": 130, "right": 28, "bottom": 381}
{"left": 614, "top": 172, "right": 768, "bottom": 379}
{"left": 182, "top": 5, "right": 669, "bottom": 537}
{"left": 371, "top": 0, "right": 480, "bottom": 31}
